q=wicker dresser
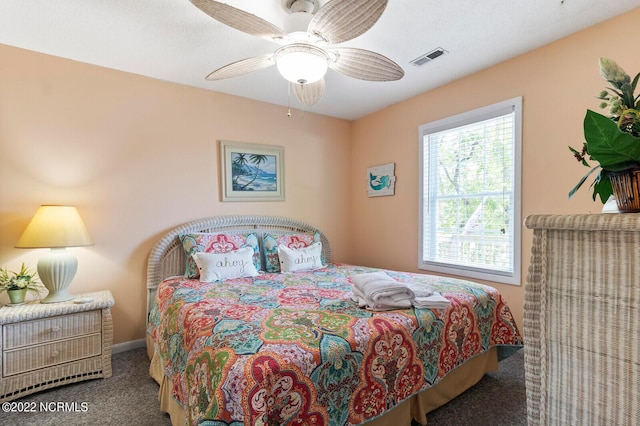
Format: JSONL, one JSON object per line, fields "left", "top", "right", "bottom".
{"left": 0, "top": 290, "right": 114, "bottom": 402}
{"left": 524, "top": 215, "right": 640, "bottom": 425}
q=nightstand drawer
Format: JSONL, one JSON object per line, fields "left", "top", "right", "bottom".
{"left": 2, "top": 311, "right": 102, "bottom": 350}
{"left": 3, "top": 333, "right": 102, "bottom": 376}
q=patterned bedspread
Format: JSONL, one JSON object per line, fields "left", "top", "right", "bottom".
{"left": 148, "top": 263, "right": 522, "bottom": 426}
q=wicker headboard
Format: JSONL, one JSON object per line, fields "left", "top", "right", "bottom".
{"left": 146, "top": 215, "right": 332, "bottom": 320}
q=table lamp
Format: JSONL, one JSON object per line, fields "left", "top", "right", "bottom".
{"left": 15, "top": 205, "right": 93, "bottom": 303}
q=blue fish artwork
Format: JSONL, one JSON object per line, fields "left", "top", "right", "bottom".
{"left": 367, "top": 162, "right": 396, "bottom": 197}
{"left": 369, "top": 173, "right": 391, "bottom": 190}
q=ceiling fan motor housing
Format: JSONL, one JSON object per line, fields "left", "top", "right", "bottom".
{"left": 282, "top": 0, "right": 319, "bottom": 14}
{"left": 283, "top": 12, "right": 314, "bottom": 34}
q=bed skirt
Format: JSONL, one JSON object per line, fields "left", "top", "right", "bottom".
{"left": 146, "top": 334, "right": 498, "bottom": 426}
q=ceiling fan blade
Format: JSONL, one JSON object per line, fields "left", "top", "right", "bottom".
{"left": 191, "top": 0, "right": 286, "bottom": 42}
{"left": 327, "top": 47, "right": 404, "bottom": 81}
{"left": 205, "top": 54, "right": 275, "bottom": 80}
{"left": 309, "top": 0, "right": 388, "bottom": 44}
{"left": 291, "top": 79, "right": 325, "bottom": 106}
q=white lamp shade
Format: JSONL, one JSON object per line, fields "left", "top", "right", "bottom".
{"left": 16, "top": 205, "right": 93, "bottom": 248}
{"left": 275, "top": 44, "right": 329, "bottom": 85}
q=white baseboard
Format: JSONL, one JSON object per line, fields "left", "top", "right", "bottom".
{"left": 112, "top": 338, "right": 145, "bottom": 354}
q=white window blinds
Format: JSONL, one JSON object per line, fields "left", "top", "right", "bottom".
{"left": 419, "top": 97, "right": 522, "bottom": 285}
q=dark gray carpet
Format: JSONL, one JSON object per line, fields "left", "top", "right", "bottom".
{"left": 424, "top": 349, "right": 526, "bottom": 426}
{"left": 0, "top": 347, "right": 171, "bottom": 426}
{"left": 0, "top": 347, "right": 525, "bottom": 426}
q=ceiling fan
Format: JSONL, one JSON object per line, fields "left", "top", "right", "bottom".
{"left": 190, "top": 0, "right": 404, "bottom": 107}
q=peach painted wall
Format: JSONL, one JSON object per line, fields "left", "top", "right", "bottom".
{"left": 0, "top": 44, "right": 352, "bottom": 344}
{"left": 349, "top": 8, "right": 640, "bottom": 329}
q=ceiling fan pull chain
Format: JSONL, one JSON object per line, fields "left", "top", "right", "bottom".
{"left": 287, "top": 83, "right": 292, "bottom": 118}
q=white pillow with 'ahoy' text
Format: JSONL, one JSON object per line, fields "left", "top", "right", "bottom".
{"left": 192, "top": 247, "right": 259, "bottom": 282}
{"left": 277, "top": 241, "right": 325, "bottom": 272}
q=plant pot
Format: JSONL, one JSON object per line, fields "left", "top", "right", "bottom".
{"left": 610, "top": 168, "right": 640, "bottom": 213}
{"left": 7, "top": 288, "right": 27, "bottom": 304}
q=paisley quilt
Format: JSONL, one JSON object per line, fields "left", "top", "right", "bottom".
{"left": 147, "top": 263, "right": 522, "bottom": 426}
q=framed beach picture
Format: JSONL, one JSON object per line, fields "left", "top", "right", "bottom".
{"left": 219, "top": 140, "right": 285, "bottom": 202}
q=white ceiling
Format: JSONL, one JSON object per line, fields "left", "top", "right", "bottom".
{"left": 1, "top": 1, "right": 638, "bottom": 120}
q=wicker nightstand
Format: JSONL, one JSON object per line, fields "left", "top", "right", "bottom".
{"left": 0, "top": 290, "right": 114, "bottom": 402}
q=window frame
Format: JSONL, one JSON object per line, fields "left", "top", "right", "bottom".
{"left": 418, "top": 97, "right": 522, "bottom": 285}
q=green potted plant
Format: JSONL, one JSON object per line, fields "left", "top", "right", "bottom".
{"left": 569, "top": 57, "right": 640, "bottom": 210}
{"left": 0, "top": 263, "right": 44, "bottom": 304}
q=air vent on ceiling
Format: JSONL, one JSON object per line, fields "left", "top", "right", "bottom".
{"left": 411, "top": 48, "right": 448, "bottom": 66}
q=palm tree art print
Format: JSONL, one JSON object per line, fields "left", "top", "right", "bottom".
{"left": 231, "top": 152, "right": 277, "bottom": 192}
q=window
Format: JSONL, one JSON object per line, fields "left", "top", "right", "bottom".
{"left": 418, "top": 97, "right": 522, "bottom": 285}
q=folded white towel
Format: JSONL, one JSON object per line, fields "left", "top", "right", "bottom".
{"left": 351, "top": 271, "right": 415, "bottom": 311}
{"left": 405, "top": 281, "right": 435, "bottom": 298}
{"left": 412, "top": 293, "right": 450, "bottom": 309}
{"left": 352, "top": 272, "right": 415, "bottom": 302}
{"left": 350, "top": 293, "right": 413, "bottom": 311}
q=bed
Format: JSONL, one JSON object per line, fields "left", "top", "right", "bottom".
{"left": 146, "top": 215, "right": 522, "bottom": 426}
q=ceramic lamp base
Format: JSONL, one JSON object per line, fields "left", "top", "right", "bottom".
{"left": 41, "top": 288, "right": 74, "bottom": 303}
{"left": 38, "top": 248, "right": 77, "bottom": 303}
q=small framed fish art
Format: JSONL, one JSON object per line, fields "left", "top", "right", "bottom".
{"left": 367, "top": 162, "right": 396, "bottom": 197}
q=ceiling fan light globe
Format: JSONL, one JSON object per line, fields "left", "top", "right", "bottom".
{"left": 275, "top": 44, "right": 329, "bottom": 85}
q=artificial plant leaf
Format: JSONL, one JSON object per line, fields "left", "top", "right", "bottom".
{"left": 569, "top": 145, "right": 590, "bottom": 167}
{"left": 591, "top": 169, "right": 613, "bottom": 203}
{"left": 632, "top": 72, "right": 640, "bottom": 93}
{"left": 598, "top": 160, "right": 639, "bottom": 172}
{"left": 606, "top": 86, "right": 623, "bottom": 98}
{"left": 568, "top": 165, "right": 600, "bottom": 199}
{"left": 584, "top": 110, "right": 640, "bottom": 169}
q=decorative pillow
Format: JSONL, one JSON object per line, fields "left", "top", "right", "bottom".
{"left": 180, "top": 232, "right": 260, "bottom": 278}
{"left": 192, "top": 247, "right": 259, "bottom": 282}
{"left": 277, "top": 242, "right": 325, "bottom": 272}
{"left": 262, "top": 232, "right": 322, "bottom": 273}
